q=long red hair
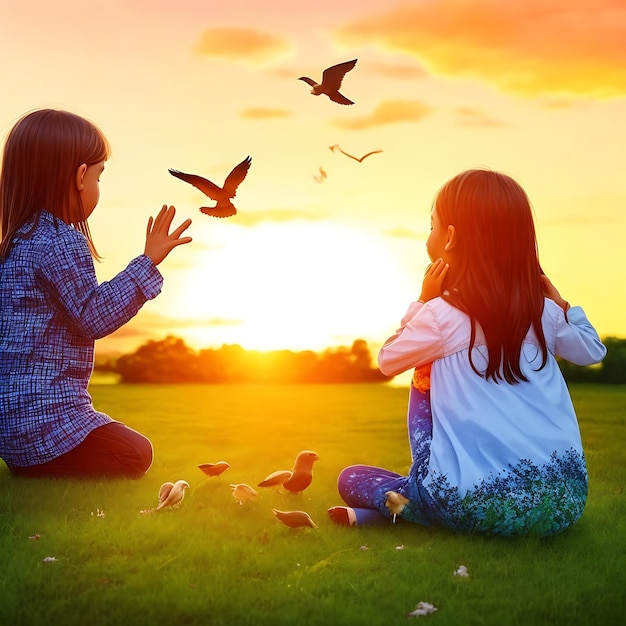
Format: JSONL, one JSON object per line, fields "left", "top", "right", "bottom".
{"left": 435, "top": 169, "right": 547, "bottom": 383}
{"left": 0, "top": 108, "right": 110, "bottom": 260}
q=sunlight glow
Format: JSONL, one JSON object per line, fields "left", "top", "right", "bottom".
{"left": 166, "top": 220, "right": 414, "bottom": 351}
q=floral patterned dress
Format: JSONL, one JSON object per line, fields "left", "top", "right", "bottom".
{"left": 336, "top": 298, "right": 606, "bottom": 536}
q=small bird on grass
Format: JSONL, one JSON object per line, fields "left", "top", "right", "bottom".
{"left": 230, "top": 483, "right": 258, "bottom": 504}
{"left": 257, "top": 450, "right": 320, "bottom": 494}
{"left": 298, "top": 59, "right": 357, "bottom": 105}
{"left": 272, "top": 509, "right": 317, "bottom": 529}
{"left": 156, "top": 480, "right": 190, "bottom": 511}
{"left": 407, "top": 602, "right": 438, "bottom": 618}
{"left": 384, "top": 490, "right": 410, "bottom": 523}
{"left": 329, "top": 144, "right": 383, "bottom": 162}
{"left": 197, "top": 461, "right": 230, "bottom": 478}
{"left": 169, "top": 156, "right": 252, "bottom": 218}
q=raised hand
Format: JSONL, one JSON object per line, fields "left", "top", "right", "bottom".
{"left": 540, "top": 274, "right": 570, "bottom": 312}
{"left": 144, "top": 205, "right": 192, "bottom": 266}
{"left": 419, "top": 258, "right": 449, "bottom": 303}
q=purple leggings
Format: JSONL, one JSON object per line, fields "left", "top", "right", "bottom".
{"left": 8, "top": 422, "right": 153, "bottom": 479}
{"left": 337, "top": 386, "right": 433, "bottom": 525}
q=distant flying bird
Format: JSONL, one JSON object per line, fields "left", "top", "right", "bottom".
{"left": 298, "top": 59, "right": 357, "bottom": 105}
{"left": 168, "top": 156, "right": 252, "bottom": 218}
{"left": 230, "top": 483, "right": 258, "bottom": 504}
{"left": 198, "top": 461, "right": 230, "bottom": 478}
{"left": 272, "top": 509, "right": 317, "bottom": 529}
{"left": 313, "top": 166, "right": 327, "bottom": 183}
{"left": 384, "top": 490, "right": 410, "bottom": 523}
{"left": 329, "top": 144, "right": 383, "bottom": 162}
{"left": 257, "top": 450, "right": 320, "bottom": 494}
{"left": 156, "top": 480, "right": 190, "bottom": 511}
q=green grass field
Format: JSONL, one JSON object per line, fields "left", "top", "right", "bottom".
{"left": 1, "top": 383, "right": 625, "bottom": 625}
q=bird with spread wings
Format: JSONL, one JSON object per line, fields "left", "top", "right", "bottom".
{"left": 329, "top": 144, "right": 383, "bottom": 163}
{"left": 298, "top": 59, "right": 357, "bottom": 105}
{"left": 169, "top": 156, "right": 251, "bottom": 218}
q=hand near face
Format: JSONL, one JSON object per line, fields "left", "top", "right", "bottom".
{"left": 541, "top": 274, "right": 570, "bottom": 313}
{"left": 144, "top": 205, "right": 192, "bottom": 266}
{"left": 419, "top": 258, "right": 449, "bottom": 303}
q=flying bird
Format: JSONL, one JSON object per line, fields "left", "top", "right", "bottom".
{"left": 230, "top": 483, "right": 258, "bottom": 504}
{"left": 329, "top": 144, "right": 383, "bottom": 163}
{"left": 272, "top": 509, "right": 317, "bottom": 529}
{"left": 298, "top": 59, "right": 357, "bottom": 105}
{"left": 313, "top": 166, "right": 327, "bottom": 183}
{"left": 197, "top": 461, "right": 230, "bottom": 478}
{"left": 168, "top": 156, "right": 252, "bottom": 218}
{"left": 384, "top": 490, "right": 410, "bottom": 523}
{"left": 156, "top": 480, "right": 190, "bottom": 511}
{"left": 257, "top": 450, "right": 320, "bottom": 494}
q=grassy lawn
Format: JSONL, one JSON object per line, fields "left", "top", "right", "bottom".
{"left": 1, "top": 383, "right": 624, "bottom": 625}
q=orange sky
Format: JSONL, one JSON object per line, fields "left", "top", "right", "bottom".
{"left": 1, "top": 0, "right": 625, "bottom": 357}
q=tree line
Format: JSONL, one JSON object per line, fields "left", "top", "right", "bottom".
{"left": 95, "top": 335, "right": 626, "bottom": 385}
{"left": 97, "top": 336, "right": 391, "bottom": 384}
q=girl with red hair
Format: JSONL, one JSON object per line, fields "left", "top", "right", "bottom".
{"left": 330, "top": 169, "right": 606, "bottom": 536}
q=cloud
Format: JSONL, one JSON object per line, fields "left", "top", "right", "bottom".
{"left": 192, "top": 28, "right": 292, "bottom": 64}
{"left": 454, "top": 107, "right": 505, "bottom": 127}
{"left": 538, "top": 98, "right": 579, "bottom": 110}
{"left": 366, "top": 61, "right": 427, "bottom": 80}
{"left": 234, "top": 209, "right": 328, "bottom": 226}
{"left": 103, "top": 314, "right": 243, "bottom": 341}
{"left": 384, "top": 227, "right": 426, "bottom": 239}
{"left": 333, "top": 100, "right": 432, "bottom": 130}
{"left": 240, "top": 107, "right": 292, "bottom": 120}
{"left": 334, "top": 0, "right": 626, "bottom": 98}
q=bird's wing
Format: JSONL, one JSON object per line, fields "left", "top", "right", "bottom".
{"left": 198, "top": 461, "right": 230, "bottom": 476}
{"left": 357, "top": 150, "right": 383, "bottom": 162}
{"left": 169, "top": 169, "right": 223, "bottom": 200}
{"left": 272, "top": 509, "right": 316, "bottom": 528}
{"left": 321, "top": 59, "right": 357, "bottom": 91}
{"left": 199, "top": 205, "right": 237, "bottom": 218}
{"left": 222, "top": 156, "right": 251, "bottom": 197}
{"left": 298, "top": 76, "right": 317, "bottom": 87}
{"left": 258, "top": 470, "right": 292, "bottom": 487}
{"left": 158, "top": 482, "right": 174, "bottom": 503}
{"left": 283, "top": 472, "right": 313, "bottom": 493}
{"left": 333, "top": 145, "right": 359, "bottom": 161}
{"left": 327, "top": 91, "right": 354, "bottom": 106}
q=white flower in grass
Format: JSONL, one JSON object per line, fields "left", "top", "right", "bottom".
{"left": 360, "top": 545, "right": 369, "bottom": 551}
{"left": 91, "top": 509, "right": 105, "bottom": 518}
{"left": 28, "top": 533, "right": 40, "bottom": 541}
{"left": 454, "top": 565, "right": 469, "bottom": 577}
{"left": 42, "top": 557, "right": 58, "bottom": 563}
{"left": 407, "top": 601, "right": 438, "bottom": 617}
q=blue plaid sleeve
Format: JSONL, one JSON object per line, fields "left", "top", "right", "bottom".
{"left": 38, "top": 229, "right": 163, "bottom": 339}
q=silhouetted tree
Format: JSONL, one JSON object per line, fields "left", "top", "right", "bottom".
{"left": 111, "top": 336, "right": 390, "bottom": 384}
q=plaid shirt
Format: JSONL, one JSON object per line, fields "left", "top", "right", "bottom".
{"left": 0, "top": 211, "right": 163, "bottom": 467}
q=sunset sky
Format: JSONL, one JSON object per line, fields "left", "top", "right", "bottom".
{"left": 1, "top": 0, "right": 625, "bottom": 359}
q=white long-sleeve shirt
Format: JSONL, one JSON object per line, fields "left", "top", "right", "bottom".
{"left": 379, "top": 298, "right": 606, "bottom": 497}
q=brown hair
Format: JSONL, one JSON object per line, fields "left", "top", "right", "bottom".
{"left": 0, "top": 108, "right": 110, "bottom": 260}
{"left": 434, "top": 169, "right": 547, "bottom": 383}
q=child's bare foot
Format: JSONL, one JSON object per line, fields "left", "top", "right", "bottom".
{"left": 328, "top": 506, "right": 357, "bottom": 526}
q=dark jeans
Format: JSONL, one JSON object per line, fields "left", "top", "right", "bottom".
{"left": 9, "top": 422, "right": 153, "bottom": 479}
